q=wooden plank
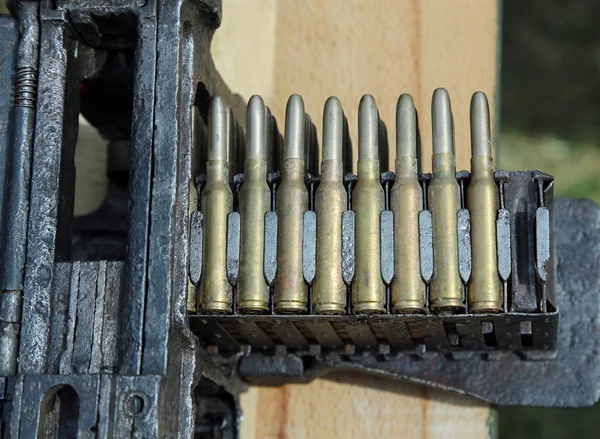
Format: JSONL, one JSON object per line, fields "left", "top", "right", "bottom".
{"left": 214, "top": 0, "right": 498, "bottom": 168}
{"left": 239, "top": 374, "right": 495, "bottom": 439}
{"left": 214, "top": 0, "right": 501, "bottom": 437}
{"left": 266, "top": 0, "right": 497, "bottom": 170}
{"left": 211, "top": 0, "right": 278, "bottom": 105}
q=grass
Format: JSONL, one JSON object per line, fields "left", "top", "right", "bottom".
{"left": 500, "top": 405, "right": 600, "bottom": 439}
{"left": 499, "top": 132, "right": 600, "bottom": 205}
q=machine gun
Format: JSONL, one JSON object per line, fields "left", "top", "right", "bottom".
{"left": 1, "top": 1, "right": 599, "bottom": 437}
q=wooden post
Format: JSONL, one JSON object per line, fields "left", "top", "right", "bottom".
{"left": 239, "top": 374, "right": 496, "bottom": 438}
{"left": 211, "top": 1, "right": 500, "bottom": 437}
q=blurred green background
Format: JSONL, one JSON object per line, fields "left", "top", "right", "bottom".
{"left": 499, "top": 1, "right": 600, "bottom": 438}
{"left": 1, "top": 0, "right": 599, "bottom": 437}
{"left": 499, "top": 0, "right": 600, "bottom": 205}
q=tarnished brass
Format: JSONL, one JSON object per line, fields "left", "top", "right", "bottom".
{"left": 199, "top": 97, "right": 233, "bottom": 313}
{"left": 390, "top": 94, "right": 426, "bottom": 313}
{"left": 352, "top": 95, "right": 386, "bottom": 314}
{"left": 238, "top": 95, "right": 271, "bottom": 313}
{"left": 468, "top": 92, "right": 503, "bottom": 312}
{"left": 429, "top": 88, "right": 465, "bottom": 312}
{"left": 314, "top": 97, "right": 347, "bottom": 314}
{"left": 274, "top": 95, "right": 309, "bottom": 313}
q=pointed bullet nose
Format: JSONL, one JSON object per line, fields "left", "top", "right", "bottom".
{"left": 284, "top": 94, "right": 305, "bottom": 160}
{"left": 323, "top": 96, "right": 343, "bottom": 161}
{"left": 432, "top": 88, "right": 454, "bottom": 155}
{"left": 470, "top": 91, "right": 492, "bottom": 157}
{"left": 358, "top": 94, "right": 379, "bottom": 160}
{"left": 396, "top": 93, "right": 417, "bottom": 158}
{"left": 247, "top": 95, "right": 266, "bottom": 159}
{"left": 208, "top": 96, "right": 228, "bottom": 161}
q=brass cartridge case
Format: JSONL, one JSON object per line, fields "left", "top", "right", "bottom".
{"left": 468, "top": 92, "right": 503, "bottom": 312}
{"left": 238, "top": 158, "right": 271, "bottom": 313}
{"left": 391, "top": 94, "right": 426, "bottom": 313}
{"left": 429, "top": 89, "right": 465, "bottom": 311}
{"left": 238, "top": 96, "right": 271, "bottom": 313}
{"left": 199, "top": 161, "right": 233, "bottom": 312}
{"left": 274, "top": 96, "right": 309, "bottom": 313}
{"left": 199, "top": 97, "right": 233, "bottom": 313}
{"left": 274, "top": 158, "right": 308, "bottom": 313}
{"left": 390, "top": 158, "right": 425, "bottom": 312}
{"left": 352, "top": 95, "right": 386, "bottom": 314}
{"left": 314, "top": 97, "right": 347, "bottom": 314}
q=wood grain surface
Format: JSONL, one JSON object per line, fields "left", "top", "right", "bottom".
{"left": 212, "top": 1, "right": 500, "bottom": 438}
{"left": 213, "top": 0, "right": 499, "bottom": 171}
{"left": 239, "top": 374, "right": 495, "bottom": 439}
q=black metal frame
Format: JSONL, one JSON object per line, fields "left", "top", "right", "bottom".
{"left": 0, "top": 1, "right": 246, "bottom": 437}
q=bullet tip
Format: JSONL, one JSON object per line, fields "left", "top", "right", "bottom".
{"left": 248, "top": 94, "right": 265, "bottom": 110}
{"left": 432, "top": 88, "right": 454, "bottom": 155}
{"left": 396, "top": 93, "right": 417, "bottom": 158}
{"left": 246, "top": 95, "right": 266, "bottom": 159}
{"left": 360, "top": 93, "right": 377, "bottom": 107}
{"left": 323, "top": 96, "right": 344, "bottom": 162}
{"left": 288, "top": 94, "right": 304, "bottom": 108}
{"left": 472, "top": 90, "right": 487, "bottom": 102}
{"left": 210, "top": 95, "right": 226, "bottom": 111}
{"left": 358, "top": 94, "right": 379, "bottom": 160}
{"left": 433, "top": 87, "right": 450, "bottom": 99}
{"left": 284, "top": 94, "right": 305, "bottom": 160}
{"left": 470, "top": 91, "right": 492, "bottom": 157}
{"left": 325, "top": 96, "right": 342, "bottom": 107}
{"left": 398, "top": 93, "right": 415, "bottom": 111}
{"left": 208, "top": 97, "right": 228, "bottom": 161}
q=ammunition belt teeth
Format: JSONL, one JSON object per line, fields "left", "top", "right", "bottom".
{"left": 190, "top": 90, "right": 557, "bottom": 356}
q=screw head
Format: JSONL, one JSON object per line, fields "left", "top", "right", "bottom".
{"left": 124, "top": 392, "right": 147, "bottom": 417}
